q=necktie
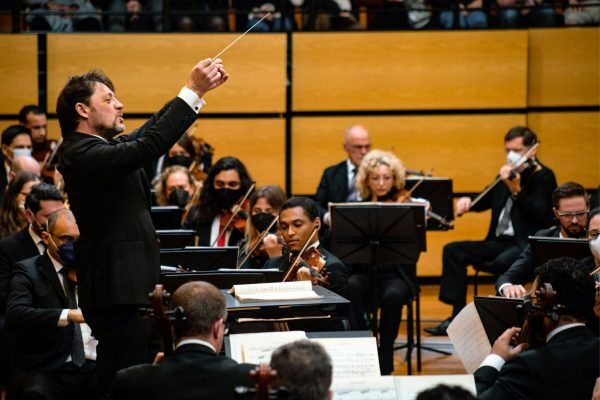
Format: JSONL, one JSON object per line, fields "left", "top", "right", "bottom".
{"left": 495, "top": 197, "right": 514, "bottom": 237}
{"left": 347, "top": 167, "right": 358, "bottom": 202}
{"left": 59, "top": 268, "right": 85, "bottom": 367}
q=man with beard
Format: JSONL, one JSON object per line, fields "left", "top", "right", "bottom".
{"left": 497, "top": 181, "right": 590, "bottom": 298}
{"left": 57, "top": 59, "right": 228, "bottom": 395}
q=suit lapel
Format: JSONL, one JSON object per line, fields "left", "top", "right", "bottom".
{"left": 38, "top": 254, "right": 67, "bottom": 305}
{"left": 338, "top": 161, "right": 349, "bottom": 199}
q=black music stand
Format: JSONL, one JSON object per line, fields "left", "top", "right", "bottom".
{"left": 156, "top": 229, "right": 196, "bottom": 249}
{"left": 329, "top": 202, "right": 429, "bottom": 374}
{"left": 405, "top": 177, "right": 454, "bottom": 231}
{"left": 474, "top": 296, "right": 525, "bottom": 345}
{"left": 160, "top": 247, "right": 238, "bottom": 271}
{"left": 530, "top": 236, "right": 591, "bottom": 266}
{"left": 151, "top": 206, "right": 183, "bottom": 230}
{"left": 160, "top": 270, "right": 284, "bottom": 293}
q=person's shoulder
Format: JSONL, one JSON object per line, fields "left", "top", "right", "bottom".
{"left": 12, "top": 254, "right": 43, "bottom": 278}
{"left": 112, "top": 363, "right": 156, "bottom": 395}
{"left": 0, "top": 228, "right": 28, "bottom": 247}
{"left": 321, "top": 248, "right": 345, "bottom": 268}
{"left": 533, "top": 226, "right": 560, "bottom": 237}
{"left": 324, "top": 160, "right": 348, "bottom": 176}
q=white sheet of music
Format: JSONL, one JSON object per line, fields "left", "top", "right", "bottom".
{"left": 447, "top": 302, "right": 492, "bottom": 373}
{"left": 229, "top": 331, "right": 308, "bottom": 364}
{"left": 311, "top": 337, "right": 381, "bottom": 384}
{"left": 230, "top": 280, "right": 321, "bottom": 302}
{"left": 394, "top": 375, "right": 476, "bottom": 399}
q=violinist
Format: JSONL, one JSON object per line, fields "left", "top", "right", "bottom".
{"left": 427, "top": 127, "right": 557, "bottom": 336}
{"left": 264, "top": 197, "right": 348, "bottom": 296}
{"left": 238, "top": 185, "right": 286, "bottom": 269}
{"left": 475, "top": 257, "right": 599, "bottom": 400}
{"left": 148, "top": 134, "right": 196, "bottom": 185}
{"left": 154, "top": 165, "right": 199, "bottom": 208}
{"left": 346, "top": 149, "right": 419, "bottom": 375}
{"left": 17, "top": 105, "right": 52, "bottom": 165}
{"left": 183, "top": 156, "right": 253, "bottom": 247}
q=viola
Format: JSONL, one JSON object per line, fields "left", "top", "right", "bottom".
{"left": 212, "top": 184, "right": 256, "bottom": 247}
{"left": 282, "top": 227, "right": 330, "bottom": 287}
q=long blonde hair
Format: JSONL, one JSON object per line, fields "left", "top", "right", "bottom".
{"left": 356, "top": 150, "right": 406, "bottom": 200}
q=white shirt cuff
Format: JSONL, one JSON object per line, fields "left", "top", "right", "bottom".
{"left": 498, "top": 283, "right": 512, "bottom": 296}
{"left": 178, "top": 87, "right": 206, "bottom": 114}
{"left": 58, "top": 309, "right": 69, "bottom": 327}
{"left": 480, "top": 354, "right": 506, "bottom": 371}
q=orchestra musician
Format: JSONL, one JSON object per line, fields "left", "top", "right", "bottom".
{"left": 426, "top": 126, "right": 557, "bottom": 336}
{"left": 238, "top": 185, "right": 286, "bottom": 269}
{"left": 264, "top": 197, "right": 348, "bottom": 296}
{"left": 475, "top": 257, "right": 599, "bottom": 400}
{"left": 18, "top": 105, "right": 53, "bottom": 165}
{"left": 154, "top": 165, "right": 198, "bottom": 208}
{"left": 346, "top": 149, "right": 422, "bottom": 375}
{"left": 183, "top": 156, "right": 253, "bottom": 247}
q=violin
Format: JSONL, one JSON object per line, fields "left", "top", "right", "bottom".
{"left": 235, "top": 363, "right": 286, "bottom": 400}
{"left": 212, "top": 184, "right": 256, "bottom": 247}
{"left": 282, "top": 227, "right": 330, "bottom": 287}
{"left": 39, "top": 139, "right": 62, "bottom": 185}
{"left": 237, "top": 215, "right": 281, "bottom": 269}
{"left": 515, "top": 282, "right": 563, "bottom": 348}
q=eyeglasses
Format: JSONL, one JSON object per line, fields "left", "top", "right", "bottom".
{"left": 589, "top": 231, "right": 599, "bottom": 241}
{"left": 349, "top": 144, "right": 371, "bottom": 151}
{"left": 556, "top": 210, "right": 589, "bottom": 220}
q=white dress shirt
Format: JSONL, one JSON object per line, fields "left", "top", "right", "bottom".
{"left": 27, "top": 225, "right": 45, "bottom": 255}
{"left": 176, "top": 338, "right": 216, "bottom": 353}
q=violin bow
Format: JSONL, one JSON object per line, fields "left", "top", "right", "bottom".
{"left": 211, "top": 183, "right": 256, "bottom": 247}
{"left": 236, "top": 215, "right": 280, "bottom": 269}
{"left": 282, "top": 226, "right": 319, "bottom": 282}
{"left": 397, "top": 169, "right": 432, "bottom": 203}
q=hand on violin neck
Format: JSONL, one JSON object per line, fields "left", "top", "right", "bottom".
{"left": 492, "top": 327, "right": 529, "bottom": 361}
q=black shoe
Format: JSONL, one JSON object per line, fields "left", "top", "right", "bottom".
{"left": 424, "top": 317, "right": 452, "bottom": 336}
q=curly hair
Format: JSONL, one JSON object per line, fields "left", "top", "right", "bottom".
{"left": 534, "top": 257, "right": 595, "bottom": 322}
{"left": 154, "top": 165, "right": 197, "bottom": 206}
{"left": 356, "top": 149, "right": 406, "bottom": 200}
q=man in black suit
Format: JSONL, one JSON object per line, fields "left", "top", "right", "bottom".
{"left": 108, "top": 281, "right": 254, "bottom": 400}
{"left": 314, "top": 125, "right": 371, "bottom": 225}
{"left": 427, "top": 126, "right": 557, "bottom": 335}
{"left": 56, "top": 60, "right": 229, "bottom": 394}
{"left": 264, "top": 197, "right": 348, "bottom": 296}
{"left": 497, "top": 181, "right": 590, "bottom": 298}
{"left": 475, "top": 257, "right": 599, "bottom": 400}
{"left": 7, "top": 209, "right": 97, "bottom": 400}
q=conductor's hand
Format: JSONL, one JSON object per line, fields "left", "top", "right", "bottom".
{"left": 492, "top": 327, "right": 528, "bottom": 362}
{"left": 67, "top": 309, "right": 85, "bottom": 324}
{"left": 502, "top": 284, "right": 527, "bottom": 299}
{"left": 455, "top": 196, "right": 472, "bottom": 216}
{"left": 186, "top": 58, "right": 229, "bottom": 98}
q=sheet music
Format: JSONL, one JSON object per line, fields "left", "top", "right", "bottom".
{"left": 395, "top": 375, "right": 476, "bottom": 400}
{"left": 231, "top": 280, "right": 321, "bottom": 302}
{"left": 311, "top": 337, "right": 381, "bottom": 384}
{"left": 228, "top": 331, "right": 308, "bottom": 364}
{"left": 447, "top": 302, "right": 491, "bottom": 373}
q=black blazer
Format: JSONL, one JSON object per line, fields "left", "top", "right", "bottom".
{"left": 0, "top": 154, "right": 8, "bottom": 207}
{"left": 108, "top": 343, "right": 255, "bottom": 400}
{"left": 470, "top": 163, "right": 557, "bottom": 249}
{"left": 0, "top": 228, "right": 40, "bottom": 312}
{"left": 475, "top": 326, "right": 599, "bottom": 400}
{"left": 264, "top": 247, "right": 348, "bottom": 296}
{"left": 6, "top": 253, "right": 74, "bottom": 373}
{"left": 314, "top": 160, "right": 350, "bottom": 215}
{"left": 495, "top": 226, "right": 561, "bottom": 292}
{"left": 58, "top": 98, "right": 197, "bottom": 311}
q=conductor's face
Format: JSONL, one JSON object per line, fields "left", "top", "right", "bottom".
{"left": 279, "top": 206, "right": 320, "bottom": 253}
{"left": 85, "top": 83, "right": 125, "bottom": 139}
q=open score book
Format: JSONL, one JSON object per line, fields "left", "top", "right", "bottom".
{"left": 229, "top": 280, "right": 321, "bottom": 302}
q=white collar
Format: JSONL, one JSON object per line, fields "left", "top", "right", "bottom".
{"left": 346, "top": 159, "right": 357, "bottom": 173}
{"left": 48, "top": 251, "right": 64, "bottom": 274}
{"left": 176, "top": 338, "right": 216, "bottom": 353}
{"left": 309, "top": 240, "right": 320, "bottom": 251}
{"left": 546, "top": 322, "right": 585, "bottom": 342}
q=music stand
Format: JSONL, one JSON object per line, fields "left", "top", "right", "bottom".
{"left": 160, "top": 247, "right": 238, "bottom": 271}
{"left": 160, "top": 270, "right": 283, "bottom": 293}
{"left": 151, "top": 206, "right": 183, "bottom": 230}
{"left": 529, "top": 236, "right": 591, "bottom": 266}
{"left": 405, "top": 177, "right": 454, "bottom": 231}
{"left": 474, "top": 296, "right": 525, "bottom": 345}
{"left": 156, "top": 229, "right": 196, "bottom": 249}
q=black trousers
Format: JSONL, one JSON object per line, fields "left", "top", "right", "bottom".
{"left": 439, "top": 237, "right": 522, "bottom": 315}
{"left": 84, "top": 305, "right": 152, "bottom": 398}
{"left": 347, "top": 265, "right": 414, "bottom": 375}
{"left": 15, "top": 361, "right": 96, "bottom": 400}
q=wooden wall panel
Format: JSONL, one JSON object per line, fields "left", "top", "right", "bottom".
{"left": 293, "top": 31, "right": 528, "bottom": 111}
{"left": 292, "top": 114, "right": 527, "bottom": 194}
{"left": 528, "top": 111, "right": 599, "bottom": 187}
{"left": 528, "top": 28, "right": 599, "bottom": 107}
{"left": 0, "top": 36, "right": 38, "bottom": 114}
{"left": 46, "top": 34, "right": 286, "bottom": 114}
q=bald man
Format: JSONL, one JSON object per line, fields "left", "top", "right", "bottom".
{"left": 10, "top": 156, "right": 41, "bottom": 181}
{"left": 314, "top": 125, "right": 371, "bottom": 225}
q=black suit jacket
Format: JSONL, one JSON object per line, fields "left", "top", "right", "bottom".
{"left": 263, "top": 247, "right": 349, "bottom": 296}
{"left": 108, "top": 343, "right": 255, "bottom": 400}
{"left": 58, "top": 98, "right": 197, "bottom": 311}
{"left": 475, "top": 326, "right": 599, "bottom": 400}
{"left": 6, "top": 253, "right": 74, "bottom": 373}
{"left": 314, "top": 161, "right": 350, "bottom": 215}
{"left": 0, "top": 228, "right": 40, "bottom": 313}
{"left": 495, "top": 226, "right": 561, "bottom": 292}
{"left": 0, "top": 154, "right": 8, "bottom": 207}
{"left": 470, "top": 163, "right": 557, "bottom": 249}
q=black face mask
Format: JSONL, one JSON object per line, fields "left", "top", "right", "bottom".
{"left": 251, "top": 213, "right": 276, "bottom": 233}
{"left": 166, "top": 155, "right": 192, "bottom": 168}
{"left": 168, "top": 188, "right": 190, "bottom": 208}
{"left": 215, "top": 188, "right": 242, "bottom": 209}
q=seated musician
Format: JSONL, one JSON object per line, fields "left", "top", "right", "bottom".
{"left": 154, "top": 165, "right": 198, "bottom": 208}
{"left": 346, "top": 149, "right": 420, "bottom": 375}
{"left": 108, "top": 281, "right": 254, "bottom": 400}
{"left": 475, "top": 257, "right": 599, "bottom": 400}
{"left": 183, "top": 156, "right": 254, "bottom": 247}
{"left": 427, "top": 126, "right": 557, "bottom": 336}
{"left": 238, "top": 185, "right": 287, "bottom": 269}
{"left": 497, "top": 181, "right": 590, "bottom": 298}
{"left": 264, "top": 196, "right": 348, "bottom": 296}
{"left": 18, "top": 105, "right": 52, "bottom": 165}
{"left": 269, "top": 340, "right": 333, "bottom": 400}
{"left": 588, "top": 207, "right": 600, "bottom": 271}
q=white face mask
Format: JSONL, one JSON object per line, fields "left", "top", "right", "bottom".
{"left": 590, "top": 236, "right": 600, "bottom": 260}
{"left": 12, "top": 148, "right": 32, "bottom": 159}
{"left": 506, "top": 150, "right": 523, "bottom": 167}
{"left": 18, "top": 201, "right": 25, "bottom": 210}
